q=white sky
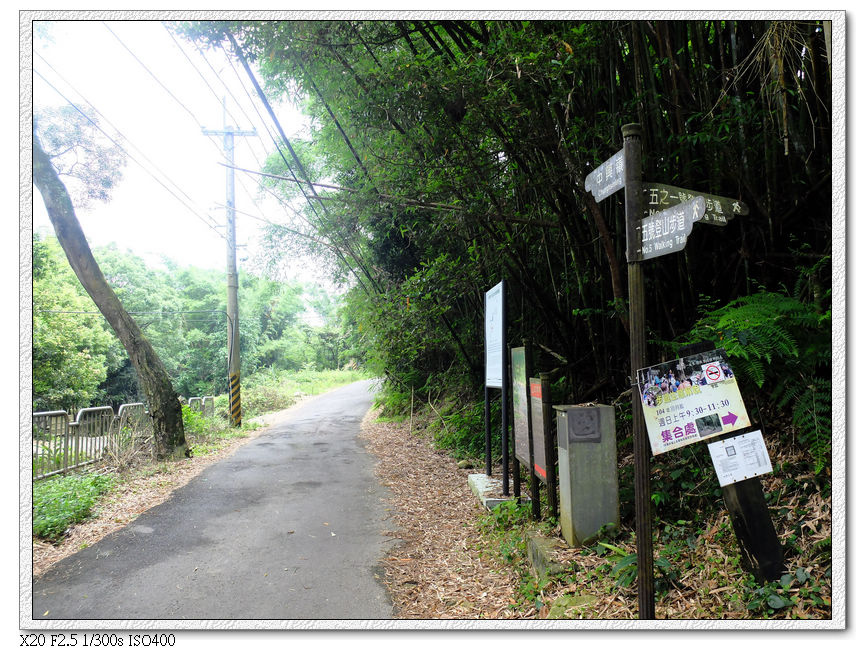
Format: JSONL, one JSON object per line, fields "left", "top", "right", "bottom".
{"left": 31, "top": 19, "right": 317, "bottom": 279}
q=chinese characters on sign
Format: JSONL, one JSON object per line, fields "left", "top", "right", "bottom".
{"left": 707, "top": 430, "right": 773, "bottom": 487}
{"left": 637, "top": 349, "right": 751, "bottom": 455}
{"left": 638, "top": 196, "right": 706, "bottom": 260}
{"left": 643, "top": 182, "right": 749, "bottom": 226}
{"left": 585, "top": 148, "right": 625, "bottom": 202}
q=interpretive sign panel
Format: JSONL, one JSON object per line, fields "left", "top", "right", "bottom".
{"left": 511, "top": 348, "right": 530, "bottom": 466}
{"left": 643, "top": 182, "right": 749, "bottom": 226}
{"left": 585, "top": 148, "right": 625, "bottom": 202}
{"left": 638, "top": 196, "right": 706, "bottom": 261}
{"left": 529, "top": 378, "right": 548, "bottom": 479}
{"left": 637, "top": 349, "right": 750, "bottom": 455}
{"left": 484, "top": 282, "right": 504, "bottom": 388}
{"left": 707, "top": 430, "right": 773, "bottom": 487}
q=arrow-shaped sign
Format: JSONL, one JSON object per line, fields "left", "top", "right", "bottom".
{"left": 721, "top": 412, "right": 739, "bottom": 427}
{"left": 643, "top": 182, "right": 749, "bottom": 226}
{"left": 585, "top": 148, "right": 625, "bottom": 202}
{"left": 637, "top": 195, "right": 706, "bottom": 261}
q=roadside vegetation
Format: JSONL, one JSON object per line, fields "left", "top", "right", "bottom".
{"left": 31, "top": 368, "right": 367, "bottom": 547}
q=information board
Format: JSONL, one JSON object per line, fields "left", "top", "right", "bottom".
{"left": 707, "top": 430, "right": 773, "bottom": 487}
{"left": 529, "top": 378, "right": 548, "bottom": 479}
{"left": 484, "top": 282, "right": 504, "bottom": 388}
{"left": 637, "top": 349, "right": 750, "bottom": 455}
{"left": 511, "top": 348, "right": 530, "bottom": 466}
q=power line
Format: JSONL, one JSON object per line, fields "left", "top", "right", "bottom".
{"left": 33, "top": 61, "right": 226, "bottom": 239}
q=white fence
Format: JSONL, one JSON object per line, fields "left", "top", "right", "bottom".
{"left": 32, "top": 396, "right": 215, "bottom": 480}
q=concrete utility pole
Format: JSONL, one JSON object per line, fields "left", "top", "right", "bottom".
{"left": 203, "top": 103, "right": 255, "bottom": 427}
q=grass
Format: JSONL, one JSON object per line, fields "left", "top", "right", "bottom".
{"left": 33, "top": 472, "right": 116, "bottom": 542}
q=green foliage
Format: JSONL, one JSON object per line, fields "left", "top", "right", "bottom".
{"left": 681, "top": 290, "right": 831, "bottom": 471}
{"left": 33, "top": 235, "right": 122, "bottom": 411}
{"left": 743, "top": 568, "right": 831, "bottom": 618}
{"left": 428, "top": 399, "right": 497, "bottom": 460}
{"left": 34, "top": 233, "right": 359, "bottom": 412}
{"left": 33, "top": 472, "right": 116, "bottom": 541}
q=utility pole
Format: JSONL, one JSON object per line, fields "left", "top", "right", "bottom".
{"left": 203, "top": 102, "right": 255, "bottom": 427}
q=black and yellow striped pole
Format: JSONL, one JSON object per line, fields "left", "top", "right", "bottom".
{"left": 204, "top": 100, "right": 255, "bottom": 428}
{"left": 228, "top": 368, "right": 241, "bottom": 427}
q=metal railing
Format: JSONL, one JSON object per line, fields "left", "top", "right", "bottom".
{"left": 33, "top": 396, "right": 217, "bottom": 480}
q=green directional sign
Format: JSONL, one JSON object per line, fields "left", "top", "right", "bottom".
{"left": 642, "top": 182, "right": 748, "bottom": 226}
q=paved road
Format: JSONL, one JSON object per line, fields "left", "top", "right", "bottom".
{"left": 32, "top": 379, "right": 395, "bottom": 621}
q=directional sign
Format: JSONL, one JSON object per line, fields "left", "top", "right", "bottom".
{"left": 585, "top": 148, "right": 625, "bottom": 202}
{"left": 638, "top": 196, "right": 705, "bottom": 260}
{"left": 643, "top": 182, "right": 749, "bottom": 226}
{"left": 637, "top": 349, "right": 751, "bottom": 456}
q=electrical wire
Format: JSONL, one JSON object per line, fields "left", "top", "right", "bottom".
{"left": 33, "top": 61, "right": 226, "bottom": 239}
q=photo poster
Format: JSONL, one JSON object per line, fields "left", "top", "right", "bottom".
{"left": 511, "top": 347, "right": 531, "bottom": 467}
{"left": 637, "top": 348, "right": 751, "bottom": 455}
{"left": 484, "top": 282, "right": 504, "bottom": 388}
{"left": 529, "top": 378, "right": 548, "bottom": 480}
{"left": 707, "top": 430, "right": 773, "bottom": 487}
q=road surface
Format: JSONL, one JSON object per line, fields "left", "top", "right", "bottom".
{"left": 32, "top": 379, "right": 395, "bottom": 621}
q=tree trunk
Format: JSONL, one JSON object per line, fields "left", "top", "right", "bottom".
{"left": 33, "top": 134, "right": 188, "bottom": 460}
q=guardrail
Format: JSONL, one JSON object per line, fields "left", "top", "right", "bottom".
{"left": 32, "top": 396, "right": 215, "bottom": 480}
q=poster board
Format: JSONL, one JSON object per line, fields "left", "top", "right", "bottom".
{"left": 529, "top": 378, "right": 548, "bottom": 479}
{"left": 484, "top": 282, "right": 504, "bottom": 388}
{"left": 637, "top": 349, "right": 750, "bottom": 455}
{"left": 707, "top": 430, "right": 773, "bottom": 487}
{"left": 511, "top": 348, "right": 531, "bottom": 467}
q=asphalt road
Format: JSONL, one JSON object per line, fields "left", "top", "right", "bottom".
{"left": 32, "top": 379, "right": 396, "bottom": 621}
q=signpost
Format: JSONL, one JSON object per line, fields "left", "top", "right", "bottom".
{"left": 638, "top": 196, "right": 706, "bottom": 260}
{"left": 529, "top": 374, "right": 557, "bottom": 518}
{"left": 484, "top": 281, "right": 509, "bottom": 496}
{"left": 512, "top": 345, "right": 541, "bottom": 519}
{"left": 584, "top": 148, "right": 625, "bottom": 202}
{"left": 643, "top": 182, "right": 749, "bottom": 226}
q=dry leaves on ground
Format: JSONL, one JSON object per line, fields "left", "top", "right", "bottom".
{"left": 359, "top": 408, "right": 536, "bottom": 619}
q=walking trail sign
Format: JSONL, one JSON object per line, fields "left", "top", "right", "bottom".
{"left": 643, "top": 182, "right": 749, "bottom": 226}
{"left": 638, "top": 195, "right": 706, "bottom": 261}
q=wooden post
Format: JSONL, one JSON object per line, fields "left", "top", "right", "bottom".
{"left": 623, "top": 123, "right": 655, "bottom": 620}
{"left": 678, "top": 342, "right": 785, "bottom": 583}
{"left": 721, "top": 478, "right": 785, "bottom": 583}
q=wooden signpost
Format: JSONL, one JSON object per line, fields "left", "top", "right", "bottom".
{"left": 586, "top": 123, "right": 752, "bottom": 619}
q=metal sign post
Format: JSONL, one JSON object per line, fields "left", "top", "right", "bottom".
{"left": 484, "top": 280, "right": 509, "bottom": 495}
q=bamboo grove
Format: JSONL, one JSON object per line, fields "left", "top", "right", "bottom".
{"left": 183, "top": 20, "right": 832, "bottom": 467}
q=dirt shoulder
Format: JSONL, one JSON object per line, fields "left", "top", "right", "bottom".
{"left": 359, "top": 408, "right": 535, "bottom": 619}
